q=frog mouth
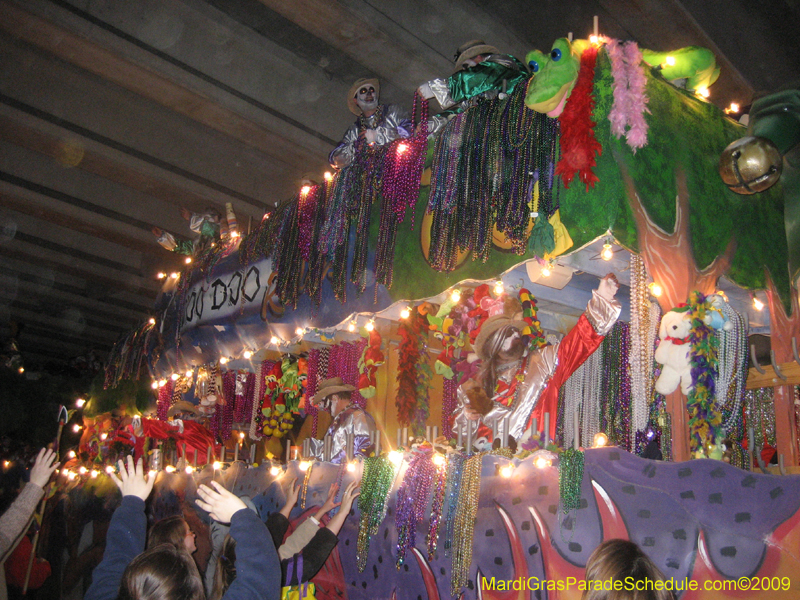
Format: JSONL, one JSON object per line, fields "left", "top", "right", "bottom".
{"left": 525, "top": 80, "right": 574, "bottom": 117}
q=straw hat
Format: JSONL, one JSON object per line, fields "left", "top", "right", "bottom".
{"left": 347, "top": 78, "right": 380, "bottom": 116}
{"left": 167, "top": 400, "right": 200, "bottom": 418}
{"left": 312, "top": 377, "right": 356, "bottom": 404}
{"left": 472, "top": 314, "right": 528, "bottom": 362}
{"left": 454, "top": 40, "right": 499, "bottom": 71}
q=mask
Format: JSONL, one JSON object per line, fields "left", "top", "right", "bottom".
{"left": 500, "top": 329, "right": 520, "bottom": 352}
{"left": 355, "top": 86, "right": 378, "bottom": 113}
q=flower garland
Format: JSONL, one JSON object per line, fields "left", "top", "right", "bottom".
{"left": 395, "top": 447, "right": 437, "bottom": 567}
{"left": 606, "top": 39, "right": 650, "bottom": 151}
{"left": 555, "top": 44, "right": 602, "bottom": 190}
{"left": 358, "top": 330, "right": 383, "bottom": 399}
{"left": 686, "top": 291, "right": 721, "bottom": 455}
{"left": 396, "top": 309, "right": 431, "bottom": 436}
{"left": 356, "top": 455, "right": 398, "bottom": 572}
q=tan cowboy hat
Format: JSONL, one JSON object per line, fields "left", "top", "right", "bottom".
{"left": 347, "top": 78, "right": 380, "bottom": 116}
{"left": 454, "top": 40, "right": 499, "bottom": 71}
{"left": 473, "top": 314, "right": 529, "bottom": 362}
{"left": 312, "top": 377, "right": 356, "bottom": 404}
{"left": 166, "top": 400, "right": 200, "bottom": 418}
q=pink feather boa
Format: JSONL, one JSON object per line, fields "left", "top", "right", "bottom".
{"left": 607, "top": 39, "right": 650, "bottom": 151}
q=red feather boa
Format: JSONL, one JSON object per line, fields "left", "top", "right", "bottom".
{"left": 556, "top": 45, "right": 601, "bottom": 190}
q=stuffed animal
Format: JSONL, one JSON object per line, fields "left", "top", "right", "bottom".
{"left": 703, "top": 293, "right": 734, "bottom": 331}
{"left": 654, "top": 306, "right": 693, "bottom": 395}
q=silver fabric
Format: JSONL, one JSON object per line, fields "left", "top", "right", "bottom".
{"left": 452, "top": 292, "right": 621, "bottom": 442}
{"left": 156, "top": 230, "right": 177, "bottom": 251}
{"left": 329, "top": 104, "right": 411, "bottom": 169}
{"left": 308, "top": 404, "right": 377, "bottom": 461}
{"left": 428, "top": 78, "right": 454, "bottom": 110}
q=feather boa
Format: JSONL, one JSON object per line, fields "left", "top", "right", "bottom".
{"left": 607, "top": 39, "right": 650, "bottom": 151}
{"left": 686, "top": 291, "right": 721, "bottom": 455}
{"left": 396, "top": 309, "right": 431, "bottom": 435}
{"left": 556, "top": 45, "right": 602, "bottom": 190}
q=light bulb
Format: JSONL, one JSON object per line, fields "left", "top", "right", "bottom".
{"left": 396, "top": 143, "right": 408, "bottom": 155}
{"left": 541, "top": 265, "right": 551, "bottom": 277}
{"left": 648, "top": 282, "right": 663, "bottom": 297}
{"left": 347, "top": 321, "right": 356, "bottom": 332}
{"left": 432, "top": 453, "right": 446, "bottom": 467}
{"left": 148, "top": 317, "right": 156, "bottom": 325}
{"left": 388, "top": 450, "right": 404, "bottom": 465}
{"left": 213, "top": 461, "right": 222, "bottom": 470}
{"left": 230, "top": 231, "right": 240, "bottom": 238}
{"left": 753, "top": 297, "right": 764, "bottom": 311}
{"left": 296, "top": 327, "right": 305, "bottom": 336}
{"left": 184, "top": 466, "right": 193, "bottom": 474}
{"left": 535, "top": 457, "right": 551, "bottom": 469}
{"left": 17, "top": 367, "right": 24, "bottom": 374}
{"left": 269, "top": 465, "right": 280, "bottom": 476}
{"left": 593, "top": 432, "right": 608, "bottom": 448}
{"left": 171, "top": 373, "right": 179, "bottom": 381}
{"left": 91, "top": 470, "right": 99, "bottom": 478}
{"left": 170, "top": 272, "right": 179, "bottom": 279}
{"left": 493, "top": 280, "right": 504, "bottom": 295}
{"left": 67, "top": 471, "right": 76, "bottom": 480}
{"left": 100, "top": 433, "right": 108, "bottom": 441}
{"left": 400, "top": 307, "right": 410, "bottom": 319}
{"left": 300, "top": 185, "right": 311, "bottom": 195}
{"left": 78, "top": 466, "right": 87, "bottom": 475}
{"left": 300, "top": 461, "right": 311, "bottom": 472}
{"left": 696, "top": 87, "right": 710, "bottom": 98}
{"left": 105, "top": 465, "right": 115, "bottom": 474}
{"left": 76, "top": 398, "right": 86, "bottom": 408}
{"left": 185, "top": 257, "right": 192, "bottom": 264}
{"left": 346, "top": 461, "right": 356, "bottom": 472}
{"left": 159, "top": 379, "right": 167, "bottom": 387}
{"left": 243, "top": 350, "right": 252, "bottom": 359}
{"left": 185, "top": 370, "right": 194, "bottom": 378}
{"left": 151, "top": 381, "right": 159, "bottom": 390}
{"left": 165, "top": 465, "right": 176, "bottom": 473}
{"left": 219, "top": 357, "right": 228, "bottom": 365}
{"left": 157, "top": 272, "right": 166, "bottom": 279}
{"left": 68, "top": 450, "right": 76, "bottom": 458}
{"left": 601, "top": 242, "right": 613, "bottom": 261}
{"left": 500, "top": 464, "right": 514, "bottom": 478}
{"left": 72, "top": 424, "right": 81, "bottom": 433}
{"left": 365, "top": 320, "right": 374, "bottom": 332}
{"left": 589, "top": 34, "right": 599, "bottom": 45}
{"left": 239, "top": 432, "right": 245, "bottom": 440}
{"left": 665, "top": 56, "right": 676, "bottom": 66}
{"left": 450, "top": 289, "right": 461, "bottom": 302}
{"left": 323, "top": 171, "right": 333, "bottom": 182}
{"left": 270, "top": 336, "right": 279, "bottom": 345}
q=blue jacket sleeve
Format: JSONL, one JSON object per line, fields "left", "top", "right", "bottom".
{"left": 224, "top": 508, "right": 281, "bottom": 600}
{"left": 84, "top": 496, "right": 146, "bottom": 600}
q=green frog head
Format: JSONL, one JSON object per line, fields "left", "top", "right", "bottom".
{"left": 524, "top": 38, "right": 589, "bottom": 117}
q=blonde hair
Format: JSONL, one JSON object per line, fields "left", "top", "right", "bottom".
{"left": 582, "top": 540, "right": 673, "bottom": 600}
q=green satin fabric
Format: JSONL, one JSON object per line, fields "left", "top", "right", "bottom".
{"left": 447, "top": 56, "right": 527, "bottom": 104}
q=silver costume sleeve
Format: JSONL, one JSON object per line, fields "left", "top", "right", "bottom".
{"left": 329, "top": 124, "right": 359, "bottom": 169}
{"left": 370, "top": 104, "right": 412, "bottom": 146}
{"left": 428, "top": 78, "right": 455, "bottom": 110}
{"left": 585, "top": 290, "right": 622, "bottom": 336}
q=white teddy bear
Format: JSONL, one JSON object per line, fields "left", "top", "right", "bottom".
{"left": 654, "top": 308, "right": 693, "bottom": 395}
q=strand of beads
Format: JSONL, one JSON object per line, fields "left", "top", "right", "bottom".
{"left": 426, "top": 459, "right": 448, "bottom": 560}
{"left": 395, "top": 449, "right": 436, "bottom": 567}
{"left": 356, "top": 454, "right": 397, "bottom": 572}
{"left": 629, "top": 254, "right": 651, "bottom": 435}
{"left": 450, "top": 452, "right": 483, "bottom": 596}
{"left": 441, "top": 375, "right": 459, "bottom": 440}
{"left": 300, "top": 462, "right": 313, "bottom": 510}
{"left": 442, "top": 452, "right": 465, "bottom": 556}
{"left": 220, "top": 371, "right": 236, "bottom": 442}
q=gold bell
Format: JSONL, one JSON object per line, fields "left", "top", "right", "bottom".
{"left": 718, "top": 136, "right": 782, "bottom": 194}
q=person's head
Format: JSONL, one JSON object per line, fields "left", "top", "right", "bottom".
{"left": 209, "top": 535, "right": 237, "bottom": 600}
{"left": 582, "top": 539, "right": 673, "bottom": 600}
{"left": 347, "top": 78, "right": 380, "bottom": 116}
{"left": 118, "top": 543, "right": 204, "bottom": 600}
{"left": 454, "top": 40, "right": 499, "bottom": 71}
{"left": 312, "top": 377, "right": 356, "bottom": 417}
{"left": 148, "top": 515, "right": 196, "bottom": 554}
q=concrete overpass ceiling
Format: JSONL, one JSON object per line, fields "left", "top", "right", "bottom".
{"left": 0, "top": 0, "right": 797, "bottom": 368}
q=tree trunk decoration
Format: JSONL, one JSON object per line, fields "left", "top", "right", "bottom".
{"left": 621, "top": 165, "right": 736, "bottom": 312}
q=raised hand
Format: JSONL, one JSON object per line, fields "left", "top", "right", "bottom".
{"left": 338, "top": 480, "right": 361, "bottom": 515}
{"left": 597, "top": 273, "right": 620, "bottom": 301}
{"left": 29, "top": 448, "right": 59, "bottom": 488}
{"left": 195, "top": 481, "right": 247, "bottom": 524}
{"left": 109, "top": 456, "right": 156, "bottom": 501}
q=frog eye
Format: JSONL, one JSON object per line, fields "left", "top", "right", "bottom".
{"left": 528, "top": 60, "right": 539, "bottom": 73}
{"left": 551, "top": 48, "right": 562, "bottom": 61}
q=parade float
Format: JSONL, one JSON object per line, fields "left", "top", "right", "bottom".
{"left": 58, "top": 31, "right": 800, "bottom": 599}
